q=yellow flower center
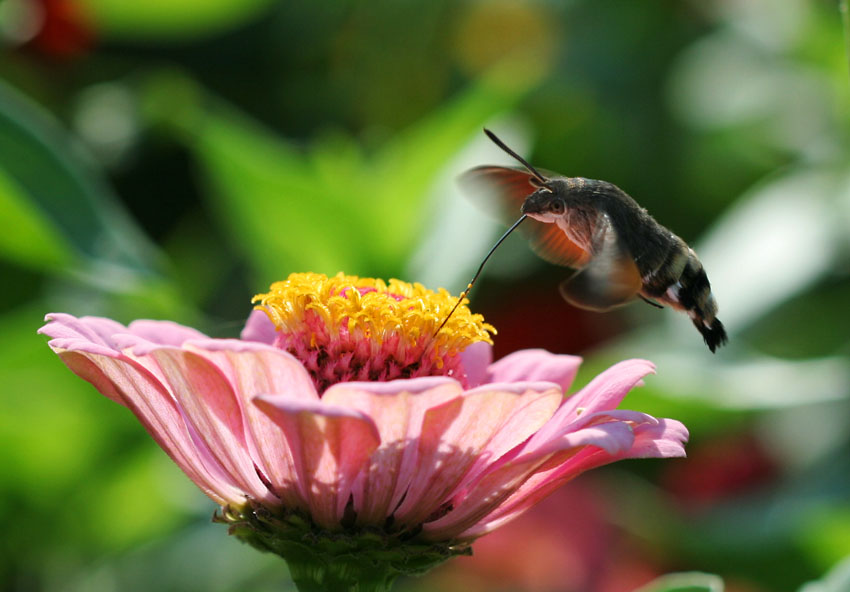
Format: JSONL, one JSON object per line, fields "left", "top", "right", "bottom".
{"left": 252, "top": 272, "right": 495, "bottom": 390}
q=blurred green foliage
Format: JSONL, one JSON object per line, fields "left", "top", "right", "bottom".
{"left": 1, "top": 1, "right": 850, "bottom": 591}
{"left": 79, "top": 0, "right": 277, "bottom": 41}
{"left": 139, "top": 64, "right": 535, "bottom": 283}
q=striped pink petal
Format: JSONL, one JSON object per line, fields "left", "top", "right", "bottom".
{"left": 392, "top": 381, "right": 563, "bottom": 526}
{"left": 485, "top": 348, "right": 582, "bottom": 391}
{"left": 458, "top": 418, "right": 688, "bottom": 540}
{"left": 38, "top": 314, "right": 248, "bottom": 506}
{"left": 185, "top": 341, "right": 318, "bottom": 508}
{"left": 320, "top": 377, "right": 463, "bottom": 525}
{"left": 240, "top": 309, "right": 278, "bottom": 344}
{"left": 147, "top": 347, "right": 277, "bottom": 504}
{"left": 254, "top": 396, "right": 380, "bottom": 529}
{"left": 459, "top": 341, "right": 492, "bottom": 387}
{"left": 525, "top": 359, "right": 655, "bottom": 451}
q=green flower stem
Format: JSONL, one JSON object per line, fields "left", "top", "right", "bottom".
{"left": 283, "top": 545, "right": 397, "bottom": 592}
{"left": 842, "top": 0, "right": 850, "bottom": 81}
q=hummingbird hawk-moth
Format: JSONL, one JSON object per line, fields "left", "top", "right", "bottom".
{"left": 454, "top": 129, "right": 728, "bottom": 352}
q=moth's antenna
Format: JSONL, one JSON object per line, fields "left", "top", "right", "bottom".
{"left": 434, "top": 214, "right": 527, "bottom": 337}
{"left": 483, "top": 128, "right": 547, "bottom": 184}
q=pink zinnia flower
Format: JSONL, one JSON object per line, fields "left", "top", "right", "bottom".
{"left": 39, "top": 272, "right": 687, "bottom": 591}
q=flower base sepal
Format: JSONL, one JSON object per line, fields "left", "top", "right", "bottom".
{"left": 216, "top": 502, "right": 472, "bottom": 592}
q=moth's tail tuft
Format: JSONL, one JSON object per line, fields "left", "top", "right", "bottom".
{"left": 694, "top": 316, "right": 728, "bottom": 353}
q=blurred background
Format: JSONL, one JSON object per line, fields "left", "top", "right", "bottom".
{"left": 2, "top": 0, "right": 850, "bottom": 590}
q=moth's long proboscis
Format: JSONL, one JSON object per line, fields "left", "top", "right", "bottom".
{"left": 434, "top": 214, "right": 527, "bottom": 337}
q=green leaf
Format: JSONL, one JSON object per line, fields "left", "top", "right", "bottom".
{"left": 191, "top": 111, "right": 365, "bottom": 282}
{"left": 799, "top": 508, "right": 850, "bottom": 573}
{"left": 146, "top": 69, "right": 537, "bottom": 283}
{"left": 0, "top": 80, "right": 162, "bottom": 275}
{"left": 0, "top": 167, "right": 70, "bottom": 269}
{"left": 635, "top": 572, "right": 725, "bottom": 592}
{"left": 79, "top": 0, "right": 277, "bottom": 41}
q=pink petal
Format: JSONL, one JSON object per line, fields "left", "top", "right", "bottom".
{"left": 521, "top": 409, "right": 657, "bottom": 459}
{"left": 41, "top": 314, "right": 214, "bottom": 386}
{"left": 254, "top": 396, "right": 380, "bottom": 529}
{"left": 49, "top": 347, "right": 246, "bottom": 506}
{"left": 485, "top": 349, "right": 582, "bottom": 391}
{"left": 446, "top": 381, "right": 563, "bottom": 496}
{"left": 40, "top": 313, "right": 210, "bottom": 352}
{"left": 525, "top": 359, "right": 655, "bottom": 451}
{"left": 149, "top": 347, "right": 276, "bottom": 504}
{"left": 460, "top": 341, "right": 492, "bottom": 388}
{"left": 422, "top": 419, "right": 635, "bottom": 540}
{"left": 577, "top": 408, "right": 658, "bottom": 427}
{"left": 126, "top": 319, "right": 208, "bottom": 346}
{"left": 392, "top": 382, "right": 563, "bottom": 527}
{"left": 628, "top": 418, "right": 689, "bottom": 459}
{"left": 425, "top": 402, "right": 684, "bottom": 541}
{"left": 457, "top": 418, "right": 688, "bottom": 540}
{"left": 320, "top": 377, "right": 464, "bottom": 525}
{"left": 39, "top": 313, "right": 128, "bottom": 356}
{"left": 421, "top": 448, "right": 543, "bottom": 540}
{"left": 459, "top": 452, "right": 606, "bottom": 539}
{"left": 514, "top": 417, "right": 685, "bottom": 509}
{"left": 324, "top": 376, "right": 460, "bottom": 397}
{"left": 522, "top": 422, "right": 637, "bottom": 459}
{"left": 184, "top": 341, "right": 319, "bottom": 508}
{"left": 559, "top": 358, "right": 655, "bottom": 417}
{"left": 240, "top": 309, "right": 278, "bottom": 344}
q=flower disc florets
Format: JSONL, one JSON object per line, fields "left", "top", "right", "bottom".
{"left": 252, "top": 272, "right": 495, "bottom": 392}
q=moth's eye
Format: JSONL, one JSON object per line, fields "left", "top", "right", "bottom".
{"left": 550, "top": 199, "right": 566, "bottom": 214}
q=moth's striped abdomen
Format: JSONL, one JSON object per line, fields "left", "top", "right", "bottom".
{"left": 647, "top": 246, "right": 727, "bottom": 352}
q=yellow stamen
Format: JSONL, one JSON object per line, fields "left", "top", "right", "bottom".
{"left": 252, "top": 272, "right": 495, "bottom": 359}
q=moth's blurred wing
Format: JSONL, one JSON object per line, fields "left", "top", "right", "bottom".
{"left": 460, "top": 166, "right": 592, "bottom": 268}
{"left": 558, "top": 217, "right": 642, "bottom": 311}
{"left": 460, "top": 165, "right": 538, "bottom": 222}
